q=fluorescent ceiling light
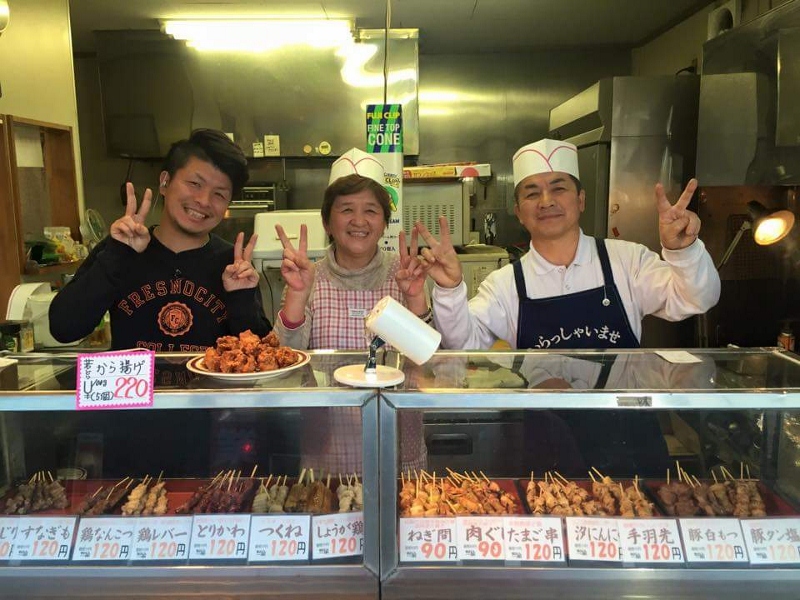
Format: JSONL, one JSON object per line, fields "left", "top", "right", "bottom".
{"left": 162, "top": 19, "right": 353, "bottom": 52}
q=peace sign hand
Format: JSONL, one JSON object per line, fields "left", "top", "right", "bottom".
{"left": 415, "top": 215, "right": 463, "bottom": 289}
{"left": 657, "top": 178, "right": 702, "bottom": 251}
{"left": 396, "top": 227, "right": 427, "bottom": 299}
{"left": 222, "top": 232, "right": 260, "bottom": 291}
{"left": 275, "top": 224, "right": 315, "bottom": 296}
{"left": 110, "top": 182, "right": 152, "bottom": 253}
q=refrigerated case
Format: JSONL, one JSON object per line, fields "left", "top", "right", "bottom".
{"left": 381, "top": 348, "right": 800, "bottom": 600}
{"left": 2, "top": 348, "right": 800, "bottom": 599}
{"left": 0, "top": 351, "right": 381, "bottom": 599}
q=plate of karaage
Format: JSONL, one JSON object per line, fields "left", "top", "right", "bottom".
{"left": 186, "top": 330, "right": 310, "bottom": 382}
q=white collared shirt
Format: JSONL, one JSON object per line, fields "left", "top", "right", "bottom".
{"left": 431, "top": 232, "right": 721, "bottom": 349}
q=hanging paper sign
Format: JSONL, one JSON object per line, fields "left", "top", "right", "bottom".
{"left": 76, "top": 350, "right": 155, "bottom": 410}
{"left": 366, "top": 103, "right": 403, "bottom": 253}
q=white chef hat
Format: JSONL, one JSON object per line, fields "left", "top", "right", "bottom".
{"left": 512, "top": 139, "right": 579, "bottom": 187}
{"left": 329, "top": 148, "right": 386, "bottom": 185}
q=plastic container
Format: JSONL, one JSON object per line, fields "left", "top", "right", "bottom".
{"left": 0, "top": 320, "right": 34, "bottom": 352}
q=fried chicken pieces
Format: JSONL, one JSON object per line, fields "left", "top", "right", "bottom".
{"left": 203, "top": 330, "right": 299, "bottom": 374}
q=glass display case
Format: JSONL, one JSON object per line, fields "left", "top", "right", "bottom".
{"left": 0, "top": 351, "right": 381, "bottom": 600}
{"left": 3, "top": 347, "right": 800, "bottom": 599}
{"left": 380, "top": 348, "right": 800, "bottom": 600}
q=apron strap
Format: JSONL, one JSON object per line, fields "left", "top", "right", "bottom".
{"left": 512, "top": 258, "right": 527, "bottom": 299}
{"left": 594, "top": 238, "right": 614, "bottom": 307}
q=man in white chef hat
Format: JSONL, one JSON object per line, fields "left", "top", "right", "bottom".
{"left": 416, "top": 138, "right": 721, "bottom": 351}
{"left": 273, "top": 147, "right": 429, "bottom": 352}
{"left": 417, "top": 139, "right": 721, "bottom": 476}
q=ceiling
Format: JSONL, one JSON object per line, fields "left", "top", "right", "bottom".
{"left": 69, "top": 0, "right": 716, "bottom": 55}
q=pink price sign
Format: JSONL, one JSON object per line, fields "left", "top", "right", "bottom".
{"left": 76, "top": 350, "right": 155, "bottom": 410}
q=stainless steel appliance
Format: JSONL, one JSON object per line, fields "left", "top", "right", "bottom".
{"left": 548, "top": 76, "right": 700, "bottom": 347}
{"left": 213, "top": 183, "right": 283, "bottom": 244}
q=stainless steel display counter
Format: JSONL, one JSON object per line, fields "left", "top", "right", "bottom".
{"left": 1, "top": 347, "right": 799, "bottom": 599}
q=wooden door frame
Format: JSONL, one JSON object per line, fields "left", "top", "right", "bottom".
{"left": 0, "top": 115, "right": 81, "bottom": 314}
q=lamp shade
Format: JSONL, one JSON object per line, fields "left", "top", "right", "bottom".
{"left": 747, "top": 201, "right": 796, "bottom": 246}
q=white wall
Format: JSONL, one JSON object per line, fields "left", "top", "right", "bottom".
{"left": 0, "top": 0, "right": 84, "bottom": 212}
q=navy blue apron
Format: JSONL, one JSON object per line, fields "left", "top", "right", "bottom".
{"left": 516, "top": 239, "right": 668, "bottom": 476}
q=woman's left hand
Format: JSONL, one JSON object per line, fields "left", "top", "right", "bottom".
{"left": 396, "top": 228, "right": 427, "bottom": 303}
{"left": 222, "top": 232, "right": 260, "bottom": 291}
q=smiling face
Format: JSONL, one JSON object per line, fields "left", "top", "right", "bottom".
{"left": 159, "top": 156, "right": 233, "bottom": 242}
{"left": 325, "top": 189, "right": 387, "bottom": 269}
{"left": 514, "top": 171, "right": 585, "bottom": 242}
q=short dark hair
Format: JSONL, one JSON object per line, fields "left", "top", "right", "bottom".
{"left": 514, "top": 173, "right": 582, "bottom": 202}
{"left": 321, "top": 174, "right": 391, "bottom": 241}
{"left": 162, "top": 129, "right": 249, "bottom": 197}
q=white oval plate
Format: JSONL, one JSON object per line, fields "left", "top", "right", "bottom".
{"left": 186, "top": 350, "right": 311, "bottom": 382}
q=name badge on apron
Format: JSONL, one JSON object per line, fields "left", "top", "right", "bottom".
{"left": 348, "top": 308, "right": 369, "bottom": 319}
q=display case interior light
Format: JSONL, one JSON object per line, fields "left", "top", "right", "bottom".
{"left": 162, "top": 19, "right": 354, "bottom": 52}
{"left": 753, "top": 210, "right": 796, "bottom": 245}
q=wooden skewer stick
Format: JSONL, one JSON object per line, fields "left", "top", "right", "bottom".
{"left": 746, "top": 464, "right": 752, "bottom": 481}
{"left": 676, "top": 461, "right": 683, "bottom": 482}
{"left": 666, "top": 469, "right": 670, "bottom": 486}
{"left": 588, "top": 471, "right": 597, "bottom": 483}
{"left": 480, "top": 471, "right": 491, "bottom": 483}
{"left": 740, "top": 462, "right": 744, "bottom": 481}
{"left": 712, "top": 471, "right": 719, "bottom": 484}
{"left": 250, "top": 465, "right": 259, "bottom": 479}
{"left": 591, "top": 466, "right": 604, "bottom": 479}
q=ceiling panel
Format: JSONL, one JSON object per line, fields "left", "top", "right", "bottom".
{"left": 69, "top": 0, "right": 716, "bottom": 54}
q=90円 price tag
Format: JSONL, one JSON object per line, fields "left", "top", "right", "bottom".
{"left": 399, "top": 517, "right": 458, "bottom": 562}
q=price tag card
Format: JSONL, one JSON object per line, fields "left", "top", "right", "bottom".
{"left": 76, "top": 350, "right": 155, "bottom": 410}
{"left": 398, "top": 517, "right": 458, "bottom": 563}
{"left": 456, "top": 516, "right": 506, "bottom": 561}
{"left": 0, "top": 517, "right": 19, "bottom": 560}
{"left": 503, "top": 516, "right": 566, "bottom": 563}
{"left": 189, "top": 514, "right": 251, "bottom": 561}
{"left": 73, "top": 516, "right": 136, "bottom": 562}
{"left": 248, "top": 514, "right": 310, "bottom": 562}
{"left": 742, "top": 518, "right": 800, "bottom": 565}
{"left": 679, "top": 518, "right": 749, "bottom": 564}
{"left": 132, "top": 516, "right": 193, "bottom": 561}
{"left": 619, "top": 518, "right": 684, "bottom": 565}
{"left": 10, "top": 516, "right": 76, "bottom": 561}
{"left": 311, "top": 512, "right": 364, "bottom": 560}
{"left": 565, "top": 517, "right": 622, "bottom": 563}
